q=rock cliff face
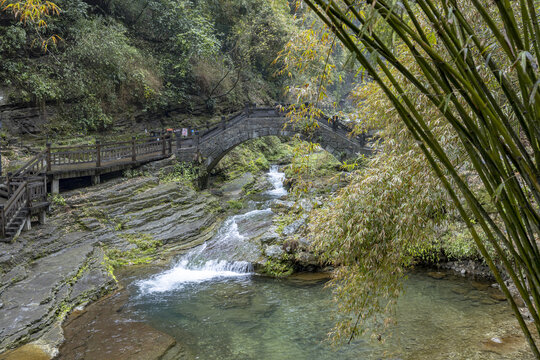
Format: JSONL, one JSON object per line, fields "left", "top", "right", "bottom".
{"left": 0, "top": 158, "right": 223, "bottom": 356}
{"left": 0, "top": 102, "right": 55, "bottom": 135}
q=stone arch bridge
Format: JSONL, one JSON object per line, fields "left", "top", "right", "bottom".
{"left": 0, "top": 105, "right": 373, "bottom": 240}
{"left": 176, "top": 105, "right": 373, "bottom": 181}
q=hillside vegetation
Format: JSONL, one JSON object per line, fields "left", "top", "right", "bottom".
{"left": 0, "top": 0, "right": 295, "bottom": 135}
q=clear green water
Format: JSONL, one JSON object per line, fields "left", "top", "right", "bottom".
{"left": 123, "top": 168, "right": 532, "bottom": 359}
{"left": 125, "top": 272, "right": 531, "bottom": 360}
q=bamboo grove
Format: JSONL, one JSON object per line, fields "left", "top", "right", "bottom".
{"left": 299, "top": 0, "right": 540, "bottom": 356}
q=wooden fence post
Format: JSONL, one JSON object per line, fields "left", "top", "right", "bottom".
{"left": 7, "top": 172, "right": 12, "bottom": 197}
{"left": 132, "top": 137, "right": 137, "bottom": 162}
{"left": 0, "top": 205, "right": 5, "bottom": 238}
{"left": 25, "top": 181, "right": 31, "bottom": 208}
{"left": 96, "top": 140, "right": 101, "bottom": 167}
{"left": 161, "top": 132, "right": 166, "bottom": 156}
{"left": 167, "top": 134, "right": 172, "bottom": 154}
{"left": 43, "top": 173, "right": 47, "bottom": 197}
{"left": 46, "top": 143, "right": 52, "bottom": 172}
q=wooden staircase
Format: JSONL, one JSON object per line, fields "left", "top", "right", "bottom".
{"left": 0, "top": 183, "right": 8, "bottom": 200}
{"left": 0, "top": 163, "right": 48, "bottom": 241}
{"left": 4, "top": 208, "right": 28, "bottom": 239}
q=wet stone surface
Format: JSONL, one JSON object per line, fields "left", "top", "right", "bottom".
{"left": 57, "top": 291, "right": 190, "bottom": 360}
{"left": 0, "top": 158, "right": 223, "bottom": 355}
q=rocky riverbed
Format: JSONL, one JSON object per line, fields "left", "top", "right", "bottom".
{"left": 0, "top": 158, "right": 535, "bottom": 359}
{"left": 0, "top": 158, "right": 224, "bottom": 358}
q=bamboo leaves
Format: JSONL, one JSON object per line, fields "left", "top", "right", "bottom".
{"left": 1, "top": 0, "right": 60, "bottom": 26}
{"left": 1, "top": 0, "right": 61, "bottom": 51}
{"left": 298, "top": 0, "right": 540, "bottom": 356}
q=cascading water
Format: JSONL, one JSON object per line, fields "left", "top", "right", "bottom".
{"left": 266, "top": 165, "right": 287, "bottom": 197}
{"left": 124, "top": 165, "right": 531, "bottom": 360}
{"left": 138, "top": 209, "right": 273, "bottom": 293}
{"left": 138, "top": 167, "right": 286, "bottom": 294}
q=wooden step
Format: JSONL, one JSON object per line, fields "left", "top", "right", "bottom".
{"left": 7, "top": 224, "right": 23, "bottom": 231}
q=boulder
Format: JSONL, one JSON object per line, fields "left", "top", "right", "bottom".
{"left": 282, "top": 218, "right": 305, "bottom": 236}
{"left": 282, "top": 239, "right": 299, "bottom": 253}
{"left": 259, "top": 229, "right": 280, "bottom": 245}
{"left": 265, "top": 245, "right": 284, "bottom": 259}
{"left": 297, "top": 237, "right": 312, "bottom": 249}
{"left": 427, "top": 271, "right": 446, "bottom": 279}
{"left": 296, "top": 251, "right": 318, "bottom": 267}
{"left": 270, "top": 200, "right": 294, "bottom": 212}
{"left": 296, "top": 198, "right": 313, "bottom": 212}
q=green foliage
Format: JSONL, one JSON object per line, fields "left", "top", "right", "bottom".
{"left": 296, "top": 0, "right": 540, "bottom": 352}
{"left": 283, "top": 138, "right": 342, "bottom": 194}
{"left": 123, "top": 168, "right": 148, "bottom": 179}
{"left": 58, "top": 95, "right": 113, "bottom": 132}
{"left": 215, "top": 137, "right": 291, "bottom": 180}
{"left": 274, "top": 211, "right": 297, "bottom": 235}
{"left": 212, "top": 0, "right": 292, "bottom": 77}
{"left": 0, "top": 0, "right": 297, "bottom": 133}
{"left": 56, "top": 301, "right": 75, "bottom": 321}
{"left": 48, "top": 193, "right": 66, "bottom": 206}
{"left": 310, "top": 149, "right": 449, "bottom": 340}
{"left": 262, "top": 257, "right": 294, "bottom": 278}
{"left": 440, "top": 224, "right": 481, "bottom": 260}
{"left": 226, "top": 199, "right": 244, "bottom": 210}
{"left": 106, "top": 233, "right": 162, "bottom": 268}
{"left": 0, "top": 26, "right": 27, "bottom": 55}
{"left": 1, "top": 15, "right": 160, "bottom": 133}
{"left": 102, "top": 253, "right": 118, "bottom": 282}
{"left": 160, "top": 162, "right": 199, "bottom": 184}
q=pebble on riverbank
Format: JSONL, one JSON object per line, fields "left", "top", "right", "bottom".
{"left": 481, "top": 335, "right": 526, "bottom": 355}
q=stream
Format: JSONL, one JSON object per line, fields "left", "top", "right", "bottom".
{"left": 120, "top": 166, "right": 530, "bottom": 359}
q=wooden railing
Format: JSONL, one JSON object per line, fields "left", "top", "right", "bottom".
{"left": 46, "top": 134, "right": 173, "bottom": 169}
{"left": 0, "top": 181, "right": 28, "bottom": 238}
{"left": 26, "top": 176, "right": 48, "bottom": 204}
{"left": 11, "top": 151, "right": 47, "bottom": 178}
{"left": 0, "top": 133, "right": 174, "bottom": 239}
{"left": 0, "top": 176, "right": 47, "bottom": 238}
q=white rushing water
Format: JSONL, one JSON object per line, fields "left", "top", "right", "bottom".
{"left": 139, "top": 167, "right": 285, "bottom": 294}
{"left": 266, "top": 165, "right": 287, "bottom": 197}
{"left": 138, "top": 258, "right": 252, "bottom": 293}
{"left": 138, "top": 200, "right": 276, "bottom": 294}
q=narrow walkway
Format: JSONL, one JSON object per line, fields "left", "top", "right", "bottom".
{"left": 0, "top": 133, "right": 174, "bottom": 241}
{"left": 0, "top": 103, "right": 371, "bottom": 241}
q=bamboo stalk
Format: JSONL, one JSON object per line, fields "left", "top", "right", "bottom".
{"left": 301, "top": 0, "right": 540, "bottom": 355}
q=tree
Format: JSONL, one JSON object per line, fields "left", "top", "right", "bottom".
{"left": 297, "top": 0, "right": 540, "bottom": 356}
{"left": 1, "top": 0, "right": 61, "bottom": 50}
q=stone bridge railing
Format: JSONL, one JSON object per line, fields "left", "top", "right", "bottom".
{"left": 176, "top": 105, "right": 373, "bottom": 176}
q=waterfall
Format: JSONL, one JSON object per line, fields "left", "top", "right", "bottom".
{"left": 138, "top": 166, "right": 285, "bottom": 294}
{"left": 266, "top": 165, "right": 287, "bottom": 197}
{"left": 138, "top": 210, "right": 270, "bottom": 294}
{"left": 137, "top": 259, "right": 253, "bottom": 293}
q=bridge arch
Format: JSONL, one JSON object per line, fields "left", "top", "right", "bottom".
{"left": 176, "top": 106, "right": 372, "bottom": 185}
{"left": 204, "top": 129, "right": 347, "bottom": 174}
